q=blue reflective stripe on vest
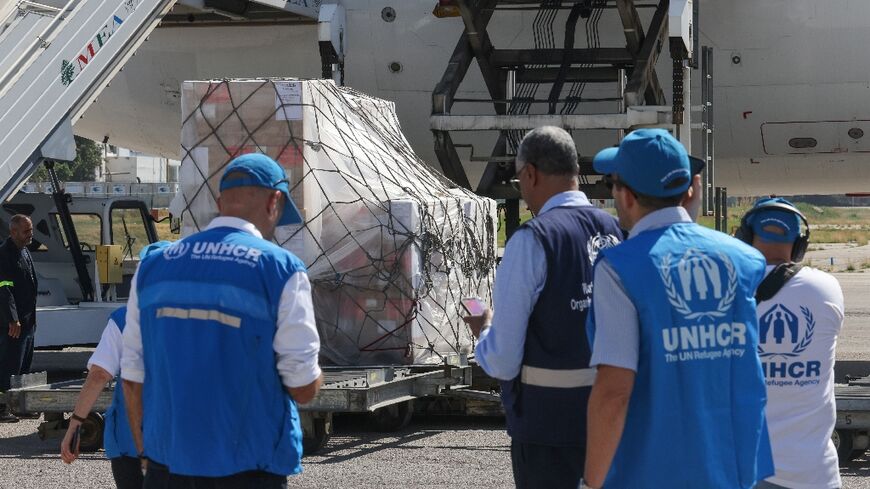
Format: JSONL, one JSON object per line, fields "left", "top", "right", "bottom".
{"left": 597, "top": 222, "right": 773, "bottom": 488}
{"left": 103, "top": 306, "right": 138, "bottom": 459}
{"left": 500, "top": 206, "right": 622, "bottom": 447}
{"left": 137, "top": 228, "right": 305, "bottom": 476}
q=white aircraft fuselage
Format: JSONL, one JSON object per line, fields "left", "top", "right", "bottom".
{"left": 72, "top": 0, "right": 870, "bottom": 196}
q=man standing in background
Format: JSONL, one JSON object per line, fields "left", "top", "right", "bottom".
{"left": 0, "top": 214, "right": 38, "bottom": 423}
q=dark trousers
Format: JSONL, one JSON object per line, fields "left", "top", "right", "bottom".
{"left": 510, "top": 440, "right": 585, "bottom": 489}
{"left": 21, "top": 330, "right": 33, "bottom": 374}
{"left": 112, "top": 456, "right": 145, "bottom": 489}
{"left": 144, "top": 461, "right": 288, "bottom": 489}
{"left": 0, "top": 324, "right": 32, "bottom": 393}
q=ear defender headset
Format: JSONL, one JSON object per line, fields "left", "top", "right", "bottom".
{"left": 735, "top": 200, "right": 810, "bottom": 262}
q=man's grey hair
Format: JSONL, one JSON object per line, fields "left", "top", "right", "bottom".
{"left": 516, "top": 126, "right": 579, "bottom": 176}
{"left": 9, "top": 214, "right": 30, "bottom": 231}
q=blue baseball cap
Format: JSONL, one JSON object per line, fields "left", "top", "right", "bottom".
{"left": 139, "top": 240, "right": 172, "bottom": 260}
{"left": 219, "top": 153, "right": 303, "bottom": 226}
{"left": 593, "top": 129, "right": 703, "bottom": 197}
{"left": 748, "top": 198, "right": 802, "bottom": 243}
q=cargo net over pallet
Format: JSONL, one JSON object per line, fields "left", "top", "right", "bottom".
{"left": 170, "top": 79, "right": 497, "bottom": 365}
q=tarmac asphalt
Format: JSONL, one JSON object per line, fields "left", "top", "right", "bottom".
{"left": 3, "top": 414, "right": 870, "bottom": 488}
{"left": 1, "top": 270, "right": 869, "bottom": 488}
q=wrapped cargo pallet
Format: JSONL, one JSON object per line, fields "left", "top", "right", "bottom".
{"left": 170, "top": 79, "right": 497, "bottom": 365}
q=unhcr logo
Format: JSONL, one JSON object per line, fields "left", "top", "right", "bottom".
{"left": 658, "top": 249, "right": 746, "bottom": 364}
{"left": 661, "top": 323, "right": 748, "bottom": 363}
{"left": 758, "top": 304, "right": 820, "bottom": 384}
{"left": 162, "top": 241, "right": 263, "bottom": 267}
{"left": 658, "top": 249, "right": 737, "bottom": 321}
{"left": 163, "top": 242, "right": 190, "bottom": 260}
{"left": 758, "top": 304, "right": 815, "bottom": 359}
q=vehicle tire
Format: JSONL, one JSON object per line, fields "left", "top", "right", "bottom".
{"left": 369, "top": 401, "right": 413, "bottom": 432}
{"left": 832, "top": 429, "right": 854, "bottom": 465}
{"left": 78, "top": 413, "right": 104, "bottom": 453}
{"left": 302, "top": 417, "right": 331, "bottom": 456}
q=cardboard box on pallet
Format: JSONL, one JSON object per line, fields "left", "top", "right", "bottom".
{"left": 313, "top": 284, "right": 420, "bottom": 366}
{"left": 178, "top": 80, "right": 320, "bottom": 262}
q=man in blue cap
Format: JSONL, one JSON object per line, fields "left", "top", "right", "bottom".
{"left": 61, "top": 241, "right": 172, "bottom": 489}
{"left": 738, "top": 198, "right": 843, "bottom": 489}
{"left": 581, "top": 129, "right": 773, "bottom": 489}
{"left": 121, "top": 153, "right": 323, "bottom": 488}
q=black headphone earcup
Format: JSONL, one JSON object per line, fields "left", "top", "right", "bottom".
{"left": 792, "top": 235, "right": 809, "bottom": 262}
{"left": 734, "top": 223, "right": 753, "bottom": 245}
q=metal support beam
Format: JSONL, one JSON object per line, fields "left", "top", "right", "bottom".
{"left": 431, "top": 108, "right": 669, "bottom": 131}
{"left": 433, "top": 33, "right": 477, "bottom": 115}
{"left": 475, "top": 133, "right": 509, "bottom": 195}
{"left": 504, "top": 199, "right": 520, "bottom": 242}
{"left": 701, "top": 46, "right": 715, "bottom": 216}
{"left": 45, "top": 161, "right": 94, "bottom": 302}
{"left": 432, "top": 1, "right": 501, "bottom": 189}
{"left": 714, "top": 186, "right": 727, "bottom": 232}
{"left": 432, "top": 130, "right": 472, "bottom": 189}
{"left": 616, "top": 0, "right": 644, "bottom": 54}
{"left": 493, "top": 0, "right": 652, "bottom": 4}
{"left": 490, "top": 48, "right": 635, "bottom": 67}
{"left": 456, "top": 0, "right": 505, "bottom": 114}
{"left": 514, "top": 66, "right": 619, "bottom": 84}
{"left": 624, "top": 0, "right": 668, "bottom": 106}
{"left": 547, "top": 3, "right": 585, "bottom": 114}
{"left": 616, "top": 0, "right": 665, "bottom": 105}
{"left": 432, "top": 3, "right": 500, "bottom": 114}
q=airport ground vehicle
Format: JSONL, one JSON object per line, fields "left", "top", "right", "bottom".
{"left": 2, "top": 192, "right": 161, "bottom": 348}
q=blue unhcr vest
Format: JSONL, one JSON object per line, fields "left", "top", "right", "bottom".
{"left": 500, "top": 205, "right": 623, "bottom": 446}
{"left": 592, "top": 221, "right": 773, "bottom": 488}
{"left": 103, "top": 306, "right": 137, "bottom": 459}
{"left": 136, "top": 226, "right": 306, "bottom": 477}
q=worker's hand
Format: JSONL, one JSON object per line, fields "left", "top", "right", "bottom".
{"left": 8, "top": 321, "right": 20, "bottom": 338}
{"left": 60, "top": 420, "right": 81, "bottom": 464}
{"left": 140, "top": 456, "right": 148, "bottom": 475}
{"left": 463, "top": 308, "right": 493, "bottom": 339}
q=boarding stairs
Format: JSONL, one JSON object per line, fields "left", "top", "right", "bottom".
{"left": 0, "top": 0, "right": 179, "bottom": 203}
{"left": 0, "top": 0, "right": 339, "bottom": 207}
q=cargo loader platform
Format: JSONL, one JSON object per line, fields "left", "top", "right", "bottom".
{"left": 833, "top": 376, "right": 870, "bottom": 464}
{"left": 5, "top": 357, "right": 472, "bottom": 454}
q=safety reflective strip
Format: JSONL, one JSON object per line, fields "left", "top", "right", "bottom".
{"left": 520, "top": 365, "right": 596, "bottom": 388}
{"left": 0, "top": 281, "right": 13, "bottom": 288}
{"left": 156, "top": 307, "right": 241, "bottom": 329}
{"left": 139, "top": 280, "right": 273, "bottom": 323}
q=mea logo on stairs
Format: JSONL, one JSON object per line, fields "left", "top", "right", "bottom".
{"left": 60, "top": 0, "right": 141, "bottom": 86}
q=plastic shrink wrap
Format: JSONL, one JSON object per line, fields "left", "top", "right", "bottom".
{"left": 171, "top": 79, "right": 497, "bottom": 365}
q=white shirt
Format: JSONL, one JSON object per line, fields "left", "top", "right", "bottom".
{"left": 758, "top": 266, "right": 843, "bottom": 489}
{"left": 120, "top": 216, "right": 322, "bottom": 389}
{"left": 88, "top": 318, "right": 123, "bottom": 376}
